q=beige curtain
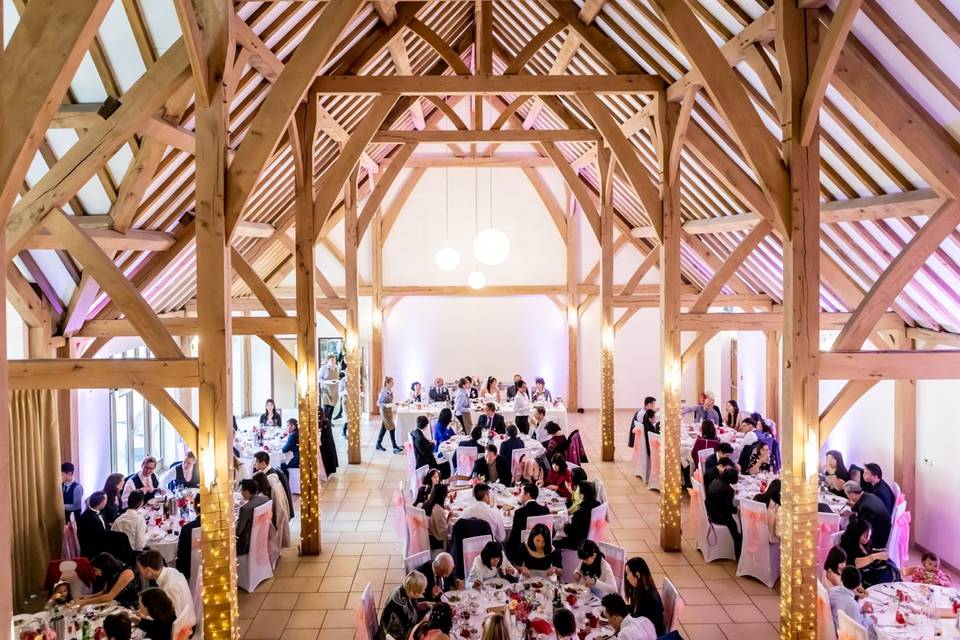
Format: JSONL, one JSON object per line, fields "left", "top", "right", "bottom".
{"left": 10, "top": 389, "right": 64, "bottom": 610}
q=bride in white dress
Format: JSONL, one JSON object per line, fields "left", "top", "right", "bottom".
{"left": 482, "top": 376, "right": 501, "bottom": 404}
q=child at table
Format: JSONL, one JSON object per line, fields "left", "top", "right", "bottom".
{"left": 906, "top": 552, "right": 953, "bottom": 587}
{"left": 45, "top": 581, "right": 73, "bottom": 610}
{"left": 466, "top": 541, "right": 518, "bottom": 588}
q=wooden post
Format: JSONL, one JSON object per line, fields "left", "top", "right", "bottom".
{"left": 891, "top": 331, "right": 917, "bottom": 512}
{"left": 765, "top": 330, "right": 779, "bottom": 423}
{"left": 294, "top": 100, "right": 322, "bottom": 554}
{"left": 657, "top": 92, "right": 683, "bottom": 551}
{"left": 598, "top": 147, "right": 615, "bottom": 462}
{"left": 344, "top": 169, "right": 362, "bottom": 464}
{"left": 242, "top": 313, "right": 253, "bottom": 418}
{"left": 190, "top": 2, "right": 238, "bottom": 637}
{"left": 0, "top": 225, "right": 11, "bottom": 629}
{"left": 565, "top": 193, "right": 579, "bottom": 411}
{"left": 371, "top": 208, "right": 384, "bottom": 417}
{"left": 777, "top": 3, "right": 820, "bottom": 637}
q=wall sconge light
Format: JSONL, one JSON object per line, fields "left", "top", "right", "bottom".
{"left": 601, "top": 325, "right": 614, "bottom": 351}
{"left": 805, "top": 426, "right": 819, "bottom": 480}
{"left": 201, "top": 432, "right": 216, "bottom": 490}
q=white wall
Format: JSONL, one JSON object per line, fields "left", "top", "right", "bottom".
{"left": 916, "top": 380, "right": 960, "bottom": 569}
{"left": 818, "top": 379, "right": 895, "bottom": 476}
{"left": 76, "top": 389, "right": 112, "bottom": 491}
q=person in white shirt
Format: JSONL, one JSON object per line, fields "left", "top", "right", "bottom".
{"left": 529, "top": 406, "right": 550, "bottom": 443}
{"left": 110, "top": 490, "right": 147, "bottom": 551}
{"left": 121, "top": 457, "right": 161, "bottom": 507}
{"left": 466, "top": 540, "right": 518, "bottom": 588}
{"left": 574, "top": 540, "right": 618, "bottom": 597}
{"left": 512, "top": 379, "right": 531, "bottom": 434}
{"left": 136, "top": 549, "right": 197, "bottom": 631}
{"left": 828, "top": 566, "right": 876, "bottom": 634}
{"left": 601, "top": 594, "right": 658, "bottom": 640}
{"left": 459, "top": 483, "right": 506, "bottom": 542}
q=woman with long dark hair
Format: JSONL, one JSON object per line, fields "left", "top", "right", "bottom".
{"left": 515, "top": 524, "right": 560, "bottom": 577}
{"left": 76, "top": 553, "right": 139, "bottom": 609}
{"left": 134, "top": 588, "right": 177, "bottom": 640}
{"left": 414, "top": 469, "right": 442, "bottom": 507}
{"left": 824, "top": 450, "right": 850, "bottom": 495}
{"left": 101, "top": 473, "right": 125, "bottom": 526}
{"left": 411, "top": 601, "right": 453, "bottom": 640}
{"left": 839, "top": 517, "right": 899, "bottom": 587}
{"left": 259, "top": 398, "right": 282, "bottom": 427}
{"left": 624, "top": 557, "right": 664, "bottom": 636}
{"left": 691, "top": 420, "right": 721, "bottom": 470}
{"left": 574, "top": 540, "right": 617, "bottom": 596}
{"left": 423, "top": 484, "right": 450, "bottom": 550}
{"left": 753, "top": 478, "right": 781, "bottom": 541}
{"left": 466, "top": 541, "right": 517, "bottom": 587}
{"left": 724, "top": 400, "right": 741, "bottom": 428}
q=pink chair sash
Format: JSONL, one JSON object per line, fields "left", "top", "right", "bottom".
{"left": 741, "top": 508, "right": 766, "bottom": 555}
{"left": 631, "top": 426, "right": 642, "bottom": 462}
{"left": 894, "top": 509, "right": 911, "bottom": 567}
{"left": 254, "top": 509, "right": 273, "bottom": 565}
{"left": 818, "top": 519, "right": 840, "bottom": 566}
{"left": 392, "top": 492, "right": 407, "bottom": 540}
{"left": 588, "top": 504, "right": 609, "bottom": 542}
{"left": 649, "top": 437, "right": 661, "bottom": 485}
{"left": 405, "top": 441, "right": 416, "bottom": 473}
{"left": 405, "top": 506, "right": 430, "bottom": 555}
{"left": 687, "top": 486, "right": 701, "bottom": 538}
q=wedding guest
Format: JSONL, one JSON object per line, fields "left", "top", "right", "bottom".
{"left": 839, "top": 517, "right": 897, "bottom": 586}
{"left": 558, "top": 482, "right": 599, "bottom": 550}
{"left": 259, "top": 398, "right": 282, "bottom": 427}
{"left": 506, "top": 374, "right": 522, "bottom": 400}
{"left": 136, "top": 549, "right": 196, "bottom": 631}
{"left": 76, "top": 552, "right": 139, "bottom": 609}
{"left": 824, "top": 546, "right": 848, "bottom": 588}
{"left": 433, "top": 409, "right": 457, "bottom": 453}
{"left": 684, "top": 391, "right": 723, "bottom": 425}
{"left": 480, "top": 613, "right": 510, "bottom": 640}
{"left": 703, "top": 443, "right": 736, "bottom": 484}
{"left": 453, "top": 378, "right": 472, "bottom": 430}
{"left": 378, "top": 571, "right": 427, "bottom": 640}
{"left": 412, "top": 416, "right": 445, "bottom": 476}
{"left": 512, "top": 380, "right": 531, "bottom": 434}
{"left": 77, "top": 491, "right": 111, "bottom": 558}
{"left": 543, "top": 422, "right": 567, "bottom": 458}
{"left": 823, "top": 450, "right": 851, "bottom": 496}
{"left": 476, "top": 402, "right": 505, "bottom": 434}
{"left": 133, "top": 588, "right": 177, "bottom": 640}
{"left": 253, "top": 451, "right": 294, "bottom": 519}
{"left": 600, "top": 594, "right": 658, "bottom": 640}
{"left": 415, "top": 552, "right": 458, "bottom": 601}
{"left": 102, "top": 614, "right": 132, "bottom": 640}
{"left": 906, "top": 552, "right": 953, "bottom": 587}
{"left": 552, "top": 609, "right": 576, "bottom": 640}
{"left": 640, "top": 408, "right": 660, "bottom": 456}
{"left": 690, "top": 420, "right": 721, "bottom": 470}
{"left": 467, "top": 541, "right": 517, "bottom": 587}
{"left": 176, "top": 494, "right": 200, "bottom": 581}
{"left": 624, "top": 557, "right": 665, "bottom": 636}
{"left": 122, "top": 456, "right": 161, "bottom": 506}
{"left": 429, "top": 377, "right": 450, "bottom": 403}
{"left": 515, "top": 524, "right": 560, "bottom": 577}
{"left": 454, "top": 426, "right": 485, "bottom": 474}
{"left": 411, "top": 601, "right": 453, "bottom": 640}
{"left": 531, "top": 377, "right": 552, "bottom": 403}
{"left": 162, "top": 451, "right": 200, "bottom": 490}
{"left": 544, "top": 455, "right": 573, "bottom": 499}
{"left": 101, "top": 473, "right": 125, "bottom": 526}
{"left": 499, "top": 424, "right": 525, "bottom": 467}
{"left": 376, "top": 376, "right": 403, "bottom": 453}
{"left": 414, "top": 469, "right": 442, "bottom": 507}
{"left": 320, "top": 356, "right": 339, "bottom": 422}
{"left": 46, "top": 581, "right": 74, "bottom": 610}
{"left": 746, "top": 442, "right": 773, "bottom": 476}
{"left": 281, "top": 418, "right": 300, "bottom": 472}
{"left": 843, "top": 481, "right": 891, "bottom": 547}
{"left": 530, "top": 406, "right": 549, "bottom": 442}
{"left": 236, "top": 479, "right": 269, "bottom": 556}
{"left": 506, "top": 483, "right": 550, "bottom": 556}
{"left": 862, "top": 463, "right": 896, "bottom": 515}
{"left": 567, "top": 467, "right": 590, "bottom": 512}
{"left": 828, "top": 567, "right": 876, "bottom": 633}
{"left": 423, "top": 484, "right": 450, "bottom": 550}
{"left": 460, "top": 483, "right": 506, "bottom": 542}
{"left": 753, "top": 479, "right": 781, "bottom": 541}
{"left": 724, "top": 399, "right": 745, "bottom": 428}
{"left": 482, "top": 377, "right": 501, "bottom": 404}
{"left": 574, "top": 540, "right": 617, "bottom": 596}
{"left": 706, "top": 467, "right": 741, "bottom": 558}
{"left": 629, "top": 397, "right": 656, "bottom": 448}
{"left": 471, "top": 444, "right": 512, "bottom": 486}
{"left": 465, "top": 376, "right": 479, "bottom": 400}
{"left": 62, "top": 462, "right": 84, "bottom": 523}
{"left": 111, "top": 490, "right": 147, "bottom": 551}
{"left": 408, "top": 381, "right": 425, "bottom": 403}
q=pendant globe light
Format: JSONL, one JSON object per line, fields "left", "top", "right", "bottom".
{"left": 467, "top": 270, "right": 487, "bottom": 290}
{"left": 434, "top": 168, "right": 460, "bottom": 271}
{"left": 472, "top": 169, "right": 510, "bottom": 266}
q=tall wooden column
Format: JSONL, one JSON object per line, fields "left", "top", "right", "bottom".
{"left": 765, "top": 330, "right": 779, "bottom": 423}
{"left": 371, "top": 209, "right": 383, "bottom": 418}
{"left": 892, "top": 331, "right": 917, "bottom": 512}
{"left": 565, "top": 195, "right": 579, "bottom": 412}
{"left": 777, "top": 3, "right": 820, "bottom": 637}
{"left": 189, "top": 2, "right": 238, "bottom": 637}
{"left": 656, "top": 93, "right": 683, "bottom": 551}
{"left": 598, "top": 148, "right": 615, "bottom": 462}
{"left": 294, "top": 99, "right": 321, "bottom": 554}
{"left": 344, "top": 169, "right": 362, "bottom": 464}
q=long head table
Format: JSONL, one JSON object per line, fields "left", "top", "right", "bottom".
{"left": 394, "top": 401, "right": 567, "bottom": 442}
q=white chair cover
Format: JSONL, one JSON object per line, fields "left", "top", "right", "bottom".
{"left": 511, "top": 448, "right": 533, "bottom": 481}
{"left": 61, "top": 520, "right": 80, "bottom": 559}
{"left": 404, "top": 505, "right": 430, "bottom": 556}
{"left": 891, "top": 481, "right": 901, "bottom": 502}
{"left": 456, "top": 447, "right": 479, "bottom": 475}
{"left": 588, "top": 503, "right": 610, "bottom": 542}
{"left": 647, "top": 432, "right": 662, "bottom": 491}
{"left": 560, "top": 549, "right": 580, "bottom": 583}
{"left": 404, "top": 550, "right": 431, "bottom": 573}
{"left": 412, "top": 465, "right": 429, "bottom": 500}
{"left": 525, "top": 514, "right": 555, "bottom": 535}
{"left": 661, "top": 577, "right": 683, "bottom": 632}
{"left": 462, "top": 535, "right": 492, "bottom": 577}
{"left": 267, "top": 474, "right": 291, "bottom": 562}
{"left": 687, "top": 484, "right": 704, "bottom": 552}
{"left": 238, "top": 500, "right": 275, "bottom": 592}
{"left": 405, "top": 439, "right": 417, "bottom": 474}
{"left": 597, "top": 541, "right": 625, "bottom": 594}
{"left": 356, "top": 583, "right": 379, "bottom": 640}
{"left": 189, "top": 527, "right": 202, "bottom": 595}
{"left": 817, "top": 512, "right": 842, "bottom": 568}
{"left": 57, "top": 561, "right": 86, "bottom": 599}
{"left": 287, "top": 467, "right": 301, "bottom": 494}
{"left": 691, "top": 479, "right": 736, "bottom": 563}
{"left": 886, "top": 494, "right": 910, "bottom": 569}
{"left": 736, "top": 499, "right": 780, "bottom": 588}
{"left": 817, "top": 580, "right": 838, "bottom": 640}
{"left": 697, "top": 448, "right": 715, "bottom": 471}
{"left": 594, "top": 478, "right": 608, "bottom": 505}
{"left": 837, "top": 609, "right": 868, "bottom": 640}
{"left": 632, "top": 421, "right": 649, "bottom": 483}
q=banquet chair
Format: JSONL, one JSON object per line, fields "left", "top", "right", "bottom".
{"left": 816, "top": 580, "right": 838, "bottom": 640}
{"left": 647, "top": 432, "right": 662, "bottom": 491}
{"left": 886, "top": 494, "right": 910, "bottom": 569}
{"left": 62, "top": 519, "right": 80, "bottom": 560}
{"left": 696, "top": 448, "right": 715, "bottom": 473}
{"left": 588, "top": 503, "right": 610, "bottom": 542}
{"left": 404, "top": 549, "right": 431, "bottom": 573}
{"left": 404, "top": 505, "right": 431, "bottom": 557}
{"left": 660, "top": 578, "right": 683, "bottom": 633}
{"left": 511, "top": 448, "right": 533, "bottom": 482}
{"left": 456, "top": 447, "right": 479, "bottom": 476}
{"left": 405, "top": 439, "right": 417, "bottom": 474}
{"left": 451, "top": 518, "right": 494, "bottom": 578}
{"left": 594, "top": 478, "right": 608, "bottom": 505}
{"left": 237, "top": 500, "right": 274, "bottom": 592}
{"left": 817, "top": 512, "right": 842, "bottom": 568}
{"left": 736, "top": 499, "right": 780, "bottom": 588}
{"left": 413, "top": 465, "right": 429, "bottom": 500}
{"left": 632, "top": 421, "right": 649, "bottom": 483}
{"left": 355, "top": 583, "right": 379, "bottom": 640}
{"left": 560, "top": 549, "right": 580, "bottom": 583}
{"left": 461, "top": 535, "right": 493, "bottom": 580}
{"left": 836, "top": 609, "right": 868, "bottom": 640}
{"left": 526, "top": 514, "right": 555, "bottom": 535}
{"left": 287, "top": 467, "right": 301, "bottom": 495}
{"left": 687, "top": 483, "right": 705, "bottom": 552}
{"left": 597, "top": 541, "right": 625, "bottom": 594}
{"left": 691, "top": 479, "right": 736, "bottom": 563}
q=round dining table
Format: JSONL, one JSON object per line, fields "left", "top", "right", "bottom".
{"left": 394, "top": 401, "right": 568, "bottom": 442}
{"left": 441, "top": 579, "right": 614, "bottom": 640}
{"left": 865, "top": 581, "right": 959, "bottom": 638}
{"left": 446, "top": 481, "right": 569, "bottom": 537}
{"left": 13, "top": 602, "right": 145, "bottom": 640}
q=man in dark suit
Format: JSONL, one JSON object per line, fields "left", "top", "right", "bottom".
{"left": 471, "top": 444, "right": 512, "bottom": 486}
{"left": 499, "top": 424, "right": 525, "bottom": 470}
{"left": 506, "top": 374, "right": 522, "bottom": 400}
{"left": 862, "top": 463, "right": 896, "bottom": 515}
{"left": 176, "top": 494, "right": 201, "bottom": 582}
{"left": 844, "top": 481, "right": 891, "bottom": 547}
{"left": 237, "top": 479, "right": 270, "bottom": 556}
{"left": 702, "top": 442, "right": 736, "bottom": 486}
{"left": 476, "top": 402, "right": 506, "bottom": 434}
{"left": 253, "top": 451, "right": 295, "bottom": 518}
{"left": 507, "top": 483, "right": 550, "bottom": 558}
{"left": 415, "top": 552, "right": 460, "bottom": 601}
{"left": 77, "top": 491, "right": 110, "bottom": 558}
{"left": 429, "top": 377, "right": 450, "bottom": 403}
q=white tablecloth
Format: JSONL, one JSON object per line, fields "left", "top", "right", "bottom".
{"left": 13, "top": 604, "right": 145, "bottom": 640}
{"left": 236, "top": 423, "right": 290, "bottom": 479}
{"left": 394, "top": 402, "right": 567, "bottom": 441}
{"left": 865, "top": 582, "right": 959, "bottom": 638}
{"left": 446, "top": 481, "right": 568, "bottom": 536}
{"left": 438, "top": 434, "right": 546, "bottom": 462}
{"left": 441, "top": 580, "right": 612, "bottom": 640}
{"left": 680, "top": 424, "right": 749, "bottom": 469}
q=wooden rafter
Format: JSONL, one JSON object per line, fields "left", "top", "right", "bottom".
{"left": 9, "top": 358, "right": 200, "bottom": 390}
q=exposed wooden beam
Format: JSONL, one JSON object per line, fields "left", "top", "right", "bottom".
{"left": 357, "top": 143, "right": 416, "bottom": 236}
{"left": 372, "top": 129, "right": 600, "bottom": 144}
{"left": 578, "top": 0, "right": 607, "bottom": 24}
{"left": 503, "top": 20, "right": 566, "bottom": 75}
{"left": 906, "top": 327, "right": 960, "bottom": 349}
{"left": 400, "top": 155, "right": 554, "bottom": 167}
{"left": 234, "top": 220, "right": 276, "bottom": 237}
{"left": 688, "top": 222, "right": 771, "bottom": 314}
{"left": 681, "top": 330, "right": 718, "bottom": 369}
{"left": 819, "top": 350, "right": 960, "bottom": 380}
{"left": 77, "top": 316, "right": 296, "bottom": 337}
{"left": 9, "top": 358, "right": 200, "bottom": 390}
{"left": 313, "top": 73, "right": 663, "bottom": 95}
{"left": 24, "top": 227, "right": 176, "bottom": 252}
{"left": 679, "top": 311, "right": 903, "bottom": 332}
{"left": 819, "top": 380, "right": 876, "bottom": 441}
{"left": 172, "top": 0, "right": 213, "bottom": 107}
{"left": 540, "top": 142, "right": 601, "bottom": 241}
{"left": 138, "top": 386, "right": 198, "bottom": 453}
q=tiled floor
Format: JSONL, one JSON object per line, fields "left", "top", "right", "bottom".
{"left": 238, "top": 410, "right": 785, "bottom": 640}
